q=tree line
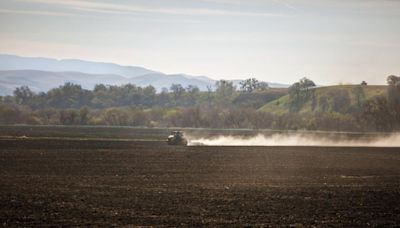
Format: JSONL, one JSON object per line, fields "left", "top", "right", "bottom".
{"left": 1, "top": 76, "right": 400, "bottom": 132}
{"left": 6, "top": 78, "right": 272, "bottom": 109}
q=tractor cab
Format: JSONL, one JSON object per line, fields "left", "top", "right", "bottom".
{"left": 167, "top": 131, "right": 188, "bottom": 146}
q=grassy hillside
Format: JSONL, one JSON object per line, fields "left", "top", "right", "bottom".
{"left": 232, "top": 88, "right": 288, "bottom": 109}
{"left": 259, "top": 85, "right": 387, "bottom": 114}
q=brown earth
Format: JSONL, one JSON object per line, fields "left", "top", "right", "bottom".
{"left": 0, "top": 139, "right": 400, "bottom": 227}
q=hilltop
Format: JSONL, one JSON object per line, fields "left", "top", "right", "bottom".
{"left": 259, "top": 85, "right": 387, "bottom": 114}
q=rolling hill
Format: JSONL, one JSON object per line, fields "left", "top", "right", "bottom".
{"left": 0, "top": 54, "right": 217, "bottom": 94}
{"left": 0, "top": 70, "right": 218, "bottom": 95}
{"left": 0, "top": 70, "right": 129, "bottom": 95}
{"left": 259, "top": 85, "right": 388, "bottom": 114}
{"left": 0, "top": 54, "right": 289, "bottom": 95}
{"left": 0, "top": 54, "right": 158, "bottom": 78}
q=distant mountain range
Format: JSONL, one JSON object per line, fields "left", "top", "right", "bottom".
{"left": 0, "top": 54, "right": 159, "bottom": 77}
{"left": 0, "top": 54, "right": 289, "bottom": 95}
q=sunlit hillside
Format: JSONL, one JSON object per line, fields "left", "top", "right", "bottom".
{"left": 259, "top": 85, "right": 388, "bottom": 114}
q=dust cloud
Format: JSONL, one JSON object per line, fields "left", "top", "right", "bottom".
{"left": 187, "top": 133, "right": 400, "bottom": 147}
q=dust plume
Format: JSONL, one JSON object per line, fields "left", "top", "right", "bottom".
{"left": 187, "top": 133, "right": 400, "bottom": 147}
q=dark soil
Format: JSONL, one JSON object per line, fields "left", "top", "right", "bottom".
{"left": 1, "top": 139, "right": 400, "bottom": 226}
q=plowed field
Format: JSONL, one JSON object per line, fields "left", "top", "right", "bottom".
{"left": 1, "top": 139, "right": 400, "bottom": 226}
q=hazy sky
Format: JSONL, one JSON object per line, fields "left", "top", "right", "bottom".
{"left": 0, "top": 0, "right": 399, "bottom": 84}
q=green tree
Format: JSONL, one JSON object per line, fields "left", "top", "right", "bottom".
{"left": 186, "top": 85, "right": 200, "bottom": 106}
{"left": 170, "top": 84, "right": 185, "bottom": 101}
{"left": 240, "top": 78, "right": 269, "bottom": 93}
{"left": 387, "top": 75, "right": 400, "bottom": 86}
{"left": 142, "top": 85, "right": 156, "bottom": 106}
{"left": 13, "top": 86, "right": 34, "bottom": 105}
{"left": 47, "top": 82, "right": 91, "bottom": 108}
{"left": 215, "top": 80, "right": 236, "bottom": 104}
{"left": 299, "top": 77, "right": 316, "bottom": 92}
{"left": 288, "top": 77, "right": 316, "bottom": 112}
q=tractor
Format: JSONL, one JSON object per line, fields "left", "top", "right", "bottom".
{"left": 167, "top": 131, "right": 188, "bottom": 146}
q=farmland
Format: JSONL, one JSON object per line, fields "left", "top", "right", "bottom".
{"left": 0, "top": 126, "right": 400, "bottom": 226}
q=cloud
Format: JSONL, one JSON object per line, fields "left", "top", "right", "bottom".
{"left": 200, "top": 0, "right": 298, "bottom": 10}
{"left": 17, "top": 0, "right": 288, "bottom": 17}
{"left": 199, "top": 0, "right": 248, "bottom": 4}
{"left": 0, "top": 8, "right": 81, "bottom": 17}
{"left": 272, "top": 0, "right": 298, "bottom": 10}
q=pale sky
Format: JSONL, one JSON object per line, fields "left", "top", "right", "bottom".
{"left": 0, "top": 0, "right": 399, "bottom": 85}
